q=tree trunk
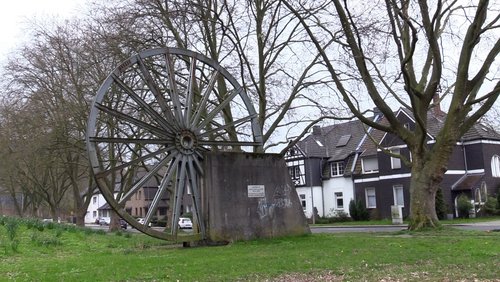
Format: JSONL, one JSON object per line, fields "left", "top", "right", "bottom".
{"left": 408, "top": 146, "right": 451, "bottom": 230}
{"left": 408, "top": 168, "right": 439, "bottom": 230}
{"left": 75, "top": 209, "right": 86, "bottom": 227}
{"left": 108, "top": 209, "right": 121, "bottom": 232}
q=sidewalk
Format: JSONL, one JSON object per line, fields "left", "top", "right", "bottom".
{"left": 313, "top": 219, "right": 500, "bottom": 229}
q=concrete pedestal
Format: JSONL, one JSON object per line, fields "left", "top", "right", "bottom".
{"left": 202, "top": 152, "right": 310, "bottom": 242}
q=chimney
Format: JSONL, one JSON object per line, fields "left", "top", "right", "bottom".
{"left": 312, "top": 125, "right": 321, "bottom": 135}
{"left": 373, "top": 107, "right": 382, "bottom": 118}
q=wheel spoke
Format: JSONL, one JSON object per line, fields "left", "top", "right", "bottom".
{"left": 89, "top": 137, "right": 173, "bottom": 145}
{"left": 119, "top": 151, "right": 177, "bottom": 205}
{"left": 171, "top": 155, "right": 187, "bottom": 235}
{"left": 198, "top": 114, "right": 256, "bottom": 139}
{"left": 164, "top": 50, "right": 185, "bottom": 125}
{"left": 95, "top": 103, "right": 171, "bottom": 138}
{"left": 186, "top": 155, "right": 205, "bottom": 237}
{"left": 196, "top": 87, "right": 242, "bottom": 130}
{"left": 94, "top": 146, "right": 174, "bottom": 178}
{"left": 135, "top": 55, "right": 180, "bottom": 132}
{"left": 143, "top": 155, "right": 181, "bottom": 226}
{"left": 184, "top": 57, "right": 196, "bottom": 128}
{"left": 112, "top": 73, "right": 178, "bottom": 133}
{"left": 190, "top": 69, "right": 219, "bottom": 129}
{"left": 192, "top": 152, "right": 204, "bottom": 176}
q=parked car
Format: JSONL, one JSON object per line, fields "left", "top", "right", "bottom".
{"left": 178, "top": 217, "right": 193, "bottom": 229}
{"left": 137, "top": 218, "right": 151, "bottom": 226}
{"left": 98, "top": 217, "right": 110, "bottom": 225}
{"left": 120, "top": 219, "right": 127, "bottom": 229}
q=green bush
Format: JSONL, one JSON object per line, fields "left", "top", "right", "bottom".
{"left": 457, "top": 194, "right": 473, "bottom": 218}
{"left": 4, "top": 217, "right": 20, "bottom": 253}
{"left": 316, "top": 210, "right": 352, "bottom": 224}
{"left": 497, "top": 188, "right": 500, "bottom": 210}
{"left": 45, "top": 222, "right": 56, "bottom": 230}
{"left": 5, "top": 217, "right": 19, "bottom": 241}
{"left": 30, "top": 233, "right": 62, "bottom": 247}
{"left": 156, "top": 216, "right": 168, "bottom": 227}
{"left": 349, "top": 199, "right": 369, "bottom": 221}
{"left": 484, "top": 196, "right": 499, "bottom": 216}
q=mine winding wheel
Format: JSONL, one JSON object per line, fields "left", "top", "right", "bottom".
{"left": 86, "top": 47, "right": 263, "bottom": 241}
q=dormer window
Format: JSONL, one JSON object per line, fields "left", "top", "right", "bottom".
{"left": 331, "top": 162, "right": 345, "bottom": 177}
{"left": 362, "top": 157, "right": 379, "bottom": 173}
{"left": 336, "top": 135, "right": 351, "bottom": 147}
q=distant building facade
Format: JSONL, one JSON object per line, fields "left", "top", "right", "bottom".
{"left": 286, "top": 108, "right": 500, "bottom": 219}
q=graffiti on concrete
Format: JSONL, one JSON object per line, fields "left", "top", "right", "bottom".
{"left": 257, "top": 183, "right": 293, "bottom": 219}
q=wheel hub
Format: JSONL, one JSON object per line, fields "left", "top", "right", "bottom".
{"left": 176, "top": 130, "right": 198, "bottom": 155}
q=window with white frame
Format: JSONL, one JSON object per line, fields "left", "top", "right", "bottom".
{"left": 299, "top": 194, "right": 306, "bottom": 210}
{"left": 288, "top": 165, "right": 301, "bottom": 179}
{"left": 334, "top": 192, "right": 344, "bottom": 209}
{"left": 393, "top": 185, "right": 404, "bottom": 207}
{"left": 92, "top": 196, "right": 97, "bottom": 204}
{"left": 331, "top": 162, "right": 345, "bottom": 177}
{"left": 492, "top": 155, "right": 500, "bottom": 177}
{"left": 365, "top": 188, "right": 376, "bottom": 208}
{"left": 362, "top": 157, "right": 379, "bottom": 173}
{"left": 391, "top": 148, "right": 401, "bottom": 169}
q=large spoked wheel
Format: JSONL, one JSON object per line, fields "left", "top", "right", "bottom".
{"left": 86, "top": 48, "right": 263, "bottom": 241}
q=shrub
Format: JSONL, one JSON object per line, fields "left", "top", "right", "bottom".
{"left": 96, "top": 229, "right": 107, "bottom": 235}
{"left": 5, "top": 217, "right": 19, "bottom": 241}
{"left": 315, "top": 210, "right": 352, "bottom": 224}
{"left": 45, "top": 221, "right": 56, "bottom": 230}
{"left": 332, "top": 210, "right": 351, "bottom": 221}
{"left": 155, "top": 216, "right": 168, "bottom": 227}
{"left": 349, "top": 199, "right": 369, "bottom": 221}
{"left": 484, "top": 196, "right": 499, "bottom": 216}
{"left": 457, "top": 194, "right": 473, "bottom": 218}
{"left": 30, "top": 233, "right": 62, "bottom": 247}
{"left": 435, "top": 187, "right": 447, "bottom": 220}
{"left": 497, "top": 188, "right": 500, "bottom": 210}
{"left": 4, "top": 217, "right": 20, "bottom": 253}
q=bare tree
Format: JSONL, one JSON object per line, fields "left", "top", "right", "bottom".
{"left": 284, "top": 0, "right": 500, "bottom": 229}
{"left": 101, "top": 0, "right": 342, "bottom": 152}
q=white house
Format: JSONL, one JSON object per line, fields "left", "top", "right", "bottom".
{"left": 285, "top": 117, "right": 378, "bottom": 218}
{"left": 85, "top": 192, "right": 112, "bottom": 224}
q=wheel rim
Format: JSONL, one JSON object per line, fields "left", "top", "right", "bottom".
{"left": 86, "top": 47, "right": 263, "bottom": 241}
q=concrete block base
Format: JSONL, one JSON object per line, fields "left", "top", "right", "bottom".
{"left": 202, "top": 152, "right": 310, "bottom": 242}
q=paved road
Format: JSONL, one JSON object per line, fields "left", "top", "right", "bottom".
{"left": 311, "top": 220, "right": 500, "bottom": 233}
{"left": 87, "top": 221, "right": 500, "bottom": 234}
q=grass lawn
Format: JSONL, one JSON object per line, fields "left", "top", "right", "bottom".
{"left": 0, "top": 217, "right": 499, "bottom": 281}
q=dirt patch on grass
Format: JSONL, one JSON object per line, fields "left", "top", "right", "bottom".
{"left": 267, "top": 271, "right": 344, "bottom": 281}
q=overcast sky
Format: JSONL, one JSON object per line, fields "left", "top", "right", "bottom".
{"left": 0, "top": 0, "right": 88, "bottom": 65}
